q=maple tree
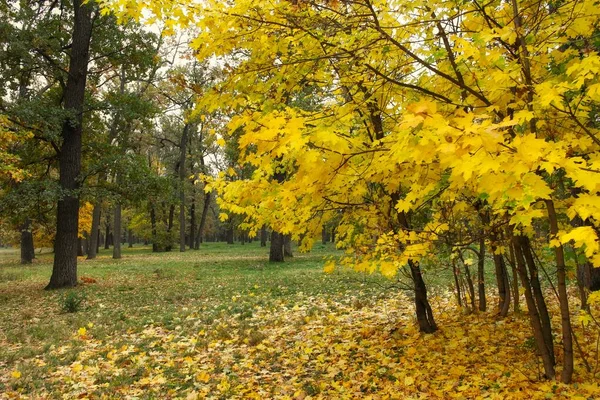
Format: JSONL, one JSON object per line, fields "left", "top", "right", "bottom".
{"left": 105, "top": 0, "right": 600, "bottom": 384}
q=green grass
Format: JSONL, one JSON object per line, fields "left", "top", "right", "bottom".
{"left": 0, "top": 242, "right": 396, "bottom": 395}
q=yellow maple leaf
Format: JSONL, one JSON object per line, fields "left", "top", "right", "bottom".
{"left": 11, "top": 370, "right": 21, "bottom": 379}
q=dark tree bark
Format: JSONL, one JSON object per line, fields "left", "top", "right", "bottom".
{"left": 477, "top": 235, "right": 486, "bottom": 312}
{"left": 46, "top": 0, "right": 95, "bottom": 289}
{"left": 166, "top": 203, "right": 175, "bottom": 252}
{"left": 512, "top": 234, "right": 556, "bottom": 379}
{"left": 189, "top": 186, "right": 196, "bottom": 250}
{"left": 260, "top": 225, "right": 267, "bottom": 247}
{"left": 197, "top": 191, "right": 211, "bottom": 245}
{"left": 150, "top": 203, "right": 158, "bottom": 252}
{"left": 283, "top": 234, "right": 293, "bottom": 257}
{"left": 128, "top": 229, "right": 133, "bottom": 248}
{"left": 322, "top": 226, "right": 329, "bottom": 244}
{"left": 410, "top": 260, "right": 437, "bottom": 333}
{"left": 270, "top": 231, "right": 285, "bottom": 262}
{"left": 113, "top": 202, "right": 122, "bottom": 259}
{"left": 104, "top": 215, "right": 110, "bottom": 249}
{"left": 20, "top": 218, "right": 35, "bottom": 264}
{"left": 546, "top": 199, "right": 573, "bottom": 383}
{"left": 178, "top": 124, "right": 191, "bottom": 252}
{"left": 226, "top": 227, "right": 234, "bottom": 244}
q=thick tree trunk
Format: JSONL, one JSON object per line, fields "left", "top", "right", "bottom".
{"left": 546, "top": 200, "right": 573, "bottom": 383}
{"left": 477, "top": 235, "right": 486, "bottom": 312}
{"left": 113, "top": 203, "right": 122, "bottom": 259}
{"left": 283, "top": 235, "right": 293, "bottom": 257}
{"left": 46, "top": 0, "right": 94, "bottom": 289}
{"left": 260, "top": 226, "right": 267, "bottom": 247}
{"left": 226, "top": 227, "right": 234, "bottom": 244}
{"left": 270, "top": 231, "right": 285, "bottom": 262}
{"left": 20, "top": 218, "right": 35, "bottom": 264}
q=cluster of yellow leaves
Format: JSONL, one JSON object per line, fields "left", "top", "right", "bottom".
{"left": 101, "top": 0, "right": 600, "bottom": 274}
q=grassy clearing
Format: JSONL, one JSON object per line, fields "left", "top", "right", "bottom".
{"left": 1, "top": 243, "right": 599, "bottom": 399}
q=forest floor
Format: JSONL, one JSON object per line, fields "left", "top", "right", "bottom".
{"left": 0, "top": 243, "right": 599, "bottom": 399}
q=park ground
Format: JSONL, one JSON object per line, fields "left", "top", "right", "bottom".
{"left": 1, "top": 243, "right": 600, "bottom": 399}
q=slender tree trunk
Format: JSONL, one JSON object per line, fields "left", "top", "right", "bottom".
{"left": 165, "top": 204, "right": 175, "bottom": 252}
{"left": 546, "top": 199, "right": 573, "bottom": 383}
{"left": 178, "top": 124, "right": 190, "bottom": 252}
{"left": 507, "top": 243, "right": 520, "bottom": 313}
{"left": 197, "top": 191, "right": 211, "bottom": 247}
{"left": 20, "top": 218, "right": 34, "bottom": 264}
{"left": 128, "top": 229, "right": 133, "bottom": 248}
{"left": 260, "top": 226, "right": 267, "bottom": 247}
{"left": 410, "top": 260, "right": 437, "bottom": 333}
{"left": 104, "top": 214, "right": 110, "bottom": 249}
{"left": 491, "top": 237, "right": 511, "bottom": 316}
{"left": 477, "top": 235, "right": 486, "bottom": 312}
{"left": 283, "top": 235, "right": 293, "bottom": 257}
{"left": 512, "top": 234, "right": 556, "bottom": 379}
{"left": 270, "top": 231, "right": 285, "bottom": 262}
{"left": 453, "top": 258, "right": 463, "bottom": 307}
{"left": 113, "top": 202, "right": 122, "bottom": 259}
{"left": 462, "top": 260, "right": 476, "bottom": 311}
{"left": 150, "top": 204, "right": 158, "bottom": 252}
{"left": 517, "top": 235, "right": 556, "bottom": 366}
{"left": 46, "top": 0, "right": 94, "bottom": 289}
{"left": 189, "top": 186, "right": 196, "bottom": 250}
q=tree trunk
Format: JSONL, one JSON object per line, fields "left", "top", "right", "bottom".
{"left": 20, "top": 218, "right": 34, "bottom": 264}
{"left": 491, "top": 237, "right": 511, "bottom": 316}
{"left": 410, "top": 260, "right": 437, "bottom": 333}
{"left": 189, "top": 187, "right": 196, "bottom": 250}
{"left": 512, "top": 234, "right": 556, "bottom": 379}
{"left": 150, "top": 204, "right": 158, "bottom": 253}
{"left": 197, "top": 191, "right": 211, "bottom": 247}
{"left": 507, "top": 243, "right": 520, "bottom": 313}
{"left": 113, "top": 202, "right": 122, "bottom": 259}
{"left": 477, "top": 235, "right": 486, "bottom": 312}
{"left": 453, "top": 259, "right": 463, "bottom": 307}
{"left": 321, "top": 226, "right": 329, "bottom": 244}
{"left": 283, "top": 235, "right": 293, "bottom": 257}
{"left": 104, "top": 215, "right": 110, "bottom": 249}
{"left": 519, "top": 235, "right": 555, "bottom": 366}
{"left": 178, "top": 124, "right": 190, "bottom": 252}
{"left": 260, "top": 225, "right": 267, "bottom": 247}
{"left": 166, "top": 203, "right": 175, "bottom": 252}
{"left": 128, "top": 229, "right": 133, "bottom": 248}
{"left": 226, "top": 227, "right": 234, "bottom": 244}
{"left": 546, "top": 199, "right": 573, "bottom": 383}
{"left": 46, "top": 0, "right": 94, "bottom": 289}
{"left": 270, "top": 231, "right": 285, "bottom": 262}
